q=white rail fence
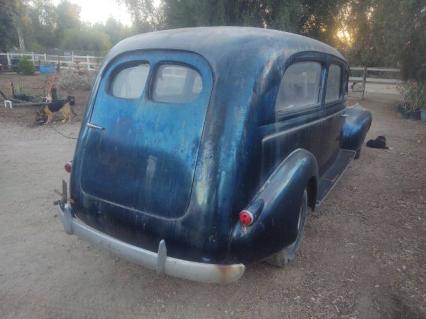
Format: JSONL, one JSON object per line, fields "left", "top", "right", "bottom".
{"left": 0, "top": 54, "right": 401, "bottom": 98}
{"left": 0, "top": 52, "right": 103, "bottom": 71}
{"left": 349, "top": 66, "right": 401, "bottom": 99}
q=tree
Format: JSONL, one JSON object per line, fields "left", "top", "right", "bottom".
{"left": 146, "top": 0, "right": 346, "bottom": 44}
{"left": 2, "top": 0, "right": 424, "bottom": 75}
{"left": 0, "top": 0, "right": 135, "bottom": 54}
{"left": 0, "top": 0, "right": 19, "bottom": 51}
{"left": 100, "top": 17, "right": 133, "bottom": 45}
{"left": 372, "top": 0, "right": 426, "bottom": 80}
{"left": 163, "top": 0, "right": 225, "bottom": 28}
{"left": 61, "top": 27, "right": 112, "bottom": 53}
{"left": 55, "top": 0, "right": 81, "bottom": 41}
{"left": 119, "top": 0, "right": 164, "bottom": 31}
{"left": 344, "top": 0, "right": 426, "bottom": 78}
{"left": 23, "top": 0, "right": 57, "bottom": 50}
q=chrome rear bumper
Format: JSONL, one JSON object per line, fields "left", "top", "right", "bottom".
{"left": 58, "top": 204, "right": 245, "bottom": 283}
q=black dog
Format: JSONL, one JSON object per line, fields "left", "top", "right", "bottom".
{"left": 366, "top": 136, "right": 388, "bottom": 149}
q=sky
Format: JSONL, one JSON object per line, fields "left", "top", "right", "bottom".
{"left": 52, "top": 0, "right": 133, "bottom": 26}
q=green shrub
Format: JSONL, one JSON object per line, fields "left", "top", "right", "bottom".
{"left": 17, "top": 57, "right": 36, "bottom": 75}
{"left": 399, "top": 81, "right": 426, "bottom": 111}
{"left": 58, "top": 63, "right": 95, "bottom": 92}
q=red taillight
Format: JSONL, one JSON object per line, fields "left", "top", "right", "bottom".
{"left": 64, "top": 161, "right": 72, "bottom": 173}
{"left": 239, "top": 210, "right": 254, "bottom": 226}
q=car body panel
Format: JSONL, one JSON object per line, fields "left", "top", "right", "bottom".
{"left": 66, "top": 27, "right": 371, "bottom": 270}
{"left": 231, "top": 149, "right": 318, "bottom": 263}
{"left": 80, "top": 51, "right": 213, "bottom": 219}
{"left": 341, "top": 104, "right": 373, "bottom": 151}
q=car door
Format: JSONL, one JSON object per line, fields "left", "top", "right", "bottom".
{"left": 319, "top": 62, "right": 347, "bottom": 172}
{"left": 260, "top": 58, "right": 328, "bottom": 179}
{"left": 79, "top": 51, "right": 213, "bottom": 219}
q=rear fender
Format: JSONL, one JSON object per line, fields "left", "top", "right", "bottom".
{"left": 340, "top": 104, "right": 372, "bottom": 152}
{"left": 230, "top": 149, "right": 318, "bottom": 263}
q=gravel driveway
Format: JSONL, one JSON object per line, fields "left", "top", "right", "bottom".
{"left": 0, "top": 92, "right": 425, "bottom": 319}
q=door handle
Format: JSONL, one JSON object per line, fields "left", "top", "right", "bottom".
{"left": 340, "top": 114, "right": 349, "bottom": 118}
{"left": 87, "top": 122, "right": 105, "bottom": 130}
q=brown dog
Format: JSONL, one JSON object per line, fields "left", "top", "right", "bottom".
{"left": 36, "top": 96, "right": 76, "bottom": 124}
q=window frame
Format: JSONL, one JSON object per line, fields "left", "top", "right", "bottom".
{"left": 149, "top": 62, "right": 204, "bottom": 104}
{"left": 274, "top": 59, "right": 325, "bottom": 121}
{"left": 107, "top": 60, "right": 151, "bottom": 100}
{"left": 324, "top": 63, "right": 344, "bottom": 106}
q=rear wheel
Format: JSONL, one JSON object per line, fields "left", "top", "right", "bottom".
{"left": 265, "top": 190, "right": 308, "bottom": 268}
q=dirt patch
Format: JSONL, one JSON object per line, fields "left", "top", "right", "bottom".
{"left": 0, "top": 73, "right": 89, "bottom": 126}
{"left": 0, "top": 81, "right": 425, "bottom": 318}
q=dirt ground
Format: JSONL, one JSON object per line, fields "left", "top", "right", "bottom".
{"left": 0, "top": 74, "right": 425, "bottom": 319}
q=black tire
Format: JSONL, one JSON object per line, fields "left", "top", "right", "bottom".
{"left": 265, "top": 190, "right": 308, "bottom": 268}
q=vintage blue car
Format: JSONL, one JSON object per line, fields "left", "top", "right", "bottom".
{"left": 58, "top": 27, "right": 372, "bottom": 283}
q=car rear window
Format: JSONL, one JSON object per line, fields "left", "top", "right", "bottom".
{"left": 325, "top": 64, "right": 342, "bottom": 103}
{"left": 152, "top": 65, "right": 202, "bottom": 103}
{"left": 111, "top": 63, "right": 150, "bottom": 99}
{"left": 276, "top": 62, "right": 322, "bottom": 114}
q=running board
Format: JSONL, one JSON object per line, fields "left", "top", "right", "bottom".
{"left": 316, "top": 149, "right": 356, "bottom": 207}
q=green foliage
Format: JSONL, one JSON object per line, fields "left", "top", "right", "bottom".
{"left": 2, "top": 0, "right": 132, "bottom": 54}
{"left": 123, "top": 0, "right": 342, "bottom": 44}
{"left": 58, "top": 64, "right": 96, "bottom": 92}
{"left": 396, "top": 0, "right": 426, "bottom": 81}
{"left": 121, "top": 0, "right": 425, "bottom": 75}
{"left": 119, "top": 0, "right": 164, "bottom": 31}
{"left": 343, "top": 0, "right": 426, "bottom": 77}
{"left": 93, "top": 17, "right": 134, "bottom": 46}
{"left": 17, "top": 57, "right": 36, "bottom": 75}
{"left": 23, "top": 0, "right": 58, "bottom": 50}
{"left": 61, "top": 28, "right": 112, "bottom": 54}
{"left": 0, "top": 0, "right": 18, "bottom": 51}
{"left": 125, "top": 0, "right": 350, "bottom": 44}
{"left": 2, "top": 0, "right": 425, "bottom": 75}
{"left": 55, "top": 0, "right": 82, "bottom": 41}
{"left": 399, "top": 81, "right": 426, "bottom": 111}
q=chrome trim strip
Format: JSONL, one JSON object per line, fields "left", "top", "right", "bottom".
{"left": 58, "top": 204, "right": 245, "bottom": 284}
{"left": 87, "top": 122, "right": 105, "bottom": 130}
{"left": 262, "top": 109, "right": 345, "bottom": 143}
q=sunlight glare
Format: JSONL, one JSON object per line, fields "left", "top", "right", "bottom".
{"left": 336, "top": 29, "right": 353, "bottom": 46}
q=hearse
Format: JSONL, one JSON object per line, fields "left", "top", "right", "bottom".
{"left": 57, "top": 27, "right": 372, "bottom": 283}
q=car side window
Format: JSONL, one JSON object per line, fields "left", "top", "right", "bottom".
{"left": 110, "top": 63, "right": 150, "bottom": 99}
{"left": 152, "top": 64, "right": 203, "bottom": 103}
{"left": 325, "top": 64, "right": 342, "bottom": 103}
{"left": 275, "top": 62, "right": 322, "bottom": 115}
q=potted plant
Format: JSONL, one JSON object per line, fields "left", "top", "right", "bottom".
{"left": 398, "top": 80, "right": 426, "bottom": 121}
{"left": 421, "top": 106, "right": 426, "bottom": 123}
{"left": 17, "top": 57, "right": 36, "bottom": 75}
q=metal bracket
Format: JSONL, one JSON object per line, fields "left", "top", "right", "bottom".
{"left": 62, "top": 179, "right": 68, "bottom": 204}
{"left": 62, "top": 203, "right": 74, "bottom": 235}
{"left": 156, "top": 240, "right": 167, "bottom": 274}
{"left": 53, "top": 179, "right": 68, "bottom": 206}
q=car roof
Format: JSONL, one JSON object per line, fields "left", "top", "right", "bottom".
{"left": 103, "top": 27, "right": 345, "bottom": 71}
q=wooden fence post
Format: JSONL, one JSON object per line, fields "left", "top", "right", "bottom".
{"left": 361, "top": 66, "right": 367, "bottom": 100}
{"left": 86, "top": 55, "right": 90, "bottom": 71}
{"left": 6, "top": 52, "right": 11, "bottom": 67}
